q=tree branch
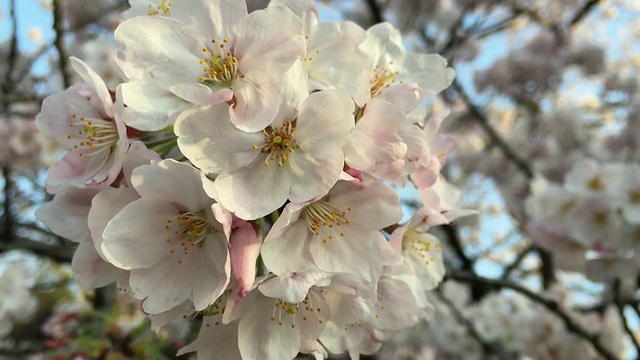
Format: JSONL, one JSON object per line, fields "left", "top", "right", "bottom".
{"left": 363, "top": 0, "right": 384, "bottom": 25}
{"left": 568, "top": 0, "right": 601, "bottom": 28}
{"left": 451, "top": 79, "right": 534, "bottom": 179}
{"left": 52, "top": 0, "right": 71, "bottom": 88}
{"left": 446, "top": 271, "right": 619, "bottom": 360}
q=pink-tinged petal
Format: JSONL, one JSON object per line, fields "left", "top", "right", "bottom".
{"left": 131, "top": 159, "right": 210, "bottom": 212}
{"left": 306, "top": 21, "right": 368, "bottom": 86}
{"left": 230, "top": 221, "right": 262, "bottom": 298}
{"left": 69, "top": 57, "right": 114, "bottom": 117}
{"left": 229, "top": 80, "right": 279, "bottom": 132}
{"left": 120, "top": 80, "right": 190, "bottom": 131}
{"left": 379, "top": 82, "right": 422, "bottom": 114}
{"left": 178, "top": 316, "right": 242, "bottom": 360}
{"left": 102, "top": 197, "right": 179, "bottom": 270}
{"left": 120, "top": 141, "right": 162, "bottom": 187}
{"left": 310, "top": 227, "right": 384, "bottom": 283}
{"left": 36, "top": 187, "right": 98, "bottom": 242}
{"left": 45, "top": 148, "right": 110, "bottom": 190}
{"left": 131, "top": 257, "right": 192, "bottom": 314}
{"left": 214, "top": 161, "right": 291, "bottom": 220}
{"left": 258, "top": 271, "right": 332, "bottom": 304}
{"left": 237, "top": 291, "right": 301, "bottom": 360}
{"left": 72, "top": 242, "right": 123, "bottom": 289}
{"left": 115, "top": 16, "right": 204, "bottom": 87}
{"left": 401, "top": 53, "right": 455, "bottom": 97}
{"left": 175, "top": 104, "right": 263, "bottom": 174}
{"left": 88, "top": 186, "right": 140, "bottom": 260}
{"left": 170, "top": 83, "right": 233, "bottom": 106}
{"left": 233, "top": 6, "right": 305, "bottom": 83}
{"left": 192, "top": 233, "right": 231, "bottom": 311}
{"left": 36, "top": 91, "right": 103, "bottom": 147}
{"left": 295, "top": 90, "right": 355, "bottom": 160}
{"left": 170, "top": 0, "right": 247, "bottom": 40}
{"left": 261, "top": 220, "right": 315, "bottom": 275}
{"left": 368, "top": 276, "right": 418, "bottom": 331}
{"left": 269, "top": 0, "right": 318, "bottom": 33}
{"left": 329, "top": 180, "right": 402, "bottom": 230}
{"left": 287, "top": 151, "right": 343, "bottom": 203}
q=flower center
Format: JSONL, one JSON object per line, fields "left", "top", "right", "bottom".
{"left": 403, "top": 228, "right": 442, "bottom": 266}
{"left": 164, "top": 211, "right": 211, "bottom": 264}
{"left": 200, "top": 38, "right": 239, "bottom": 88}
{"left": 67, "top": 114, "right": 119, "bottom": 157}
{"left": 587, "top": 177, "right": 603, "bottom": 191}
{"left": 253, "top": 120, "right": 297, "bottom": 167}
{"left": 270, "top": 297, "right": 321, "bottom": 329}
{"left": 370, "top": 65, "right": 399, "bottom": 97}
{"left": 147, "top": 0, "right": 172, "bottom": 16}
{"left": 304, "top": 201, "right": 352, "bottom": 244}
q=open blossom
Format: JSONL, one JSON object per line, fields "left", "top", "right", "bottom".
{"left": 115, "top": 0, "right": 305, "bottom": 131}
{"left": 355, "top": 22, "right": 455, "bottom": 108}
{"left": 176, "top": 88, "right": 355, "bottom": 220}
{"left": 269, "top": 0, "right": 369, "bottom": 95}
{"left": 101, "top": 159, "right": 231, "bottom": 314}
{"left": 36, "top": 142, "right": 158, "bottom": 289}
{"left": 261, "top": 179, "right": 402, "bottom": 283}
{"left": 35, "top": 57, "right": 129, "bottom": 193}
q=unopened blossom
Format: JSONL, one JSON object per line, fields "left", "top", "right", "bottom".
{"left": 102, "top": 159, "right": 231, "bottom": 314}
{"left": 115, "top": 0, "right": 305, "bottom": 131}
{"left": 176, "top": 88, "right": 354, "bottom": 220}
{"left": 36, "top": 57, "right": 129, "bottom": 193}
{"left": 261, "top": 179, "right": 402, "bottom": 283}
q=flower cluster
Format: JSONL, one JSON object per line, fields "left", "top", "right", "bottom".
{"left": 0, "top": 260, "right": 38, "bottom": 339}
{"left": 378, "top": 281, "right": 625, "bottom": 360}
{"left": 35, "top": 0, "right": 466, "bottom": 358}
{"left": 526, "top": 158, "right": 640, "bottom": 291}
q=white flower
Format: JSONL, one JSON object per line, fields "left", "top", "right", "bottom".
{"left": 176, "top": 88, "right": 354, "bottom": 220}
{"left": 261, "top": 179, "right": 402, "bottom": 283}
{"left": 115, "top": 0, "right": 305, "bottom": 131}
{"left": 102, "top": 159, "right": 231, "bottom": 313}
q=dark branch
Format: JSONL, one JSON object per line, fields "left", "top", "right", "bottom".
{"left": 500, "top": 245, "right": 535, "bottom": 280}
{"left": 451, "top": 79, "right": 534, "bottom": 179}
{"left": 447, "top": 271, "right": 619, "bottom": 360}
{"left": 52, "top": 0, "right": 71, "bottom": 88}
{"left": 363, "top": 0, "right": 384, "bottom": 25}
{"left": 569, "top": 0, "right": 601, "bottom": 28}
{"left": 613, "top": 280, "right": 640, "bottom": 358}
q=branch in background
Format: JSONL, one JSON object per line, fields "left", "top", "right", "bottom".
{"left": 0, "top": 235, "right": 74, "bottom": 263}
{"left": 500, "top": 245, "right": 535, "bottom": 280}
{"left": 363, "top": 0, "right": 384, "bottom": 25}
{"left": 613, "top": 280, "right": 640, "bottom": 358}
{"left": 52, "top": 0, "right": 71, "bottom": 89}
{"left": 451, "top": 79, "right": 534, "bottom": 179}
{"left": 447, "top": 271, "right": 619, "bottom": 360}
{"left": 568, "top": 0, "right": 601, "bottom": 28}
{"left": 2, "top": 0, "right": 18, "bottom": 105}
{"left": 2, "top": 166, "right": 14, "bottom": 243}
{"left": 434, "top": 291, "right": 491, "bottom": 357}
